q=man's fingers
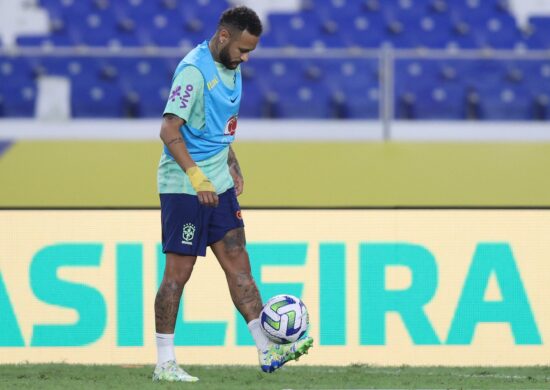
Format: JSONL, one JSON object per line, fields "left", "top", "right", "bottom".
{"left": 234, "top": 178, "right": 244, "bottom": 196}
{"left": 235, "top": 182, "right": 243, "bottom": 196}
{"left": 211, "top": 193, "right": 219, "bottom": 207}
{"left": 198, "top": 191, "right": 218, "bottom": 207}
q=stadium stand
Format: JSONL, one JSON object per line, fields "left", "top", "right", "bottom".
{"left": 0, "top": 0, "right": 549, "bottom": 120}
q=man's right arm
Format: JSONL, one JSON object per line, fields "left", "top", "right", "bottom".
{"left": 160, "top": 114, "right": 218, "bottom": 207}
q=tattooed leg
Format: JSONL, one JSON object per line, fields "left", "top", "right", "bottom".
{"left": 211, "top": 228, "right": 263, "bottom": 322}
{"left": 154, "top": 253, "right": 197, "bottom": 333}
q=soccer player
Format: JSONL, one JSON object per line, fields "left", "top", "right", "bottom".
{"left": 153, "top": 6, "right": 313, "bottom": 382}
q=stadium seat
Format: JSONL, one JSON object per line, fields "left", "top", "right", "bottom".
{"left": 2, "top": 0, "right": 550, "bottom": 120}
{"left": 0, "top": 80, "right": 37, "bottom": 117}
{"left": 249, "top": 58, "right": 329, "bottom": 118}
{"left": 526, "top": 17, "right": 550, "bottom": 49}
{"left": 476, "top": 15, "right": 523, "bottom": 49}
{"left": 72, "top": 79, "right": 125, "bottom": 117}
{"left": 17, "top": 0, "right": 539, "bottom": 52}
{"left": 336, "top": 14, "right": 386, "bottom": 48}
{"left": 415, "top": 84, "right": 467, "bottom": 119}
{"left": 240, "top": 80, "right": 267, "bottom": 118}
{"left": 320, "top": 58, "right": 380, "bottom": 118}
{"left": 0, "top": 57, "right": 33, "bottom": 84}
{"left": 269, "top": 83, "right": 334, "bottom": 119}
{"left": 125, "top": 83, "right": 168, "bottom": 118}
{"left": 476, "top": 84, "right": 532, "bottom": 120}
{"left": 263, "top": 13, "right": 323, "bottom": 48}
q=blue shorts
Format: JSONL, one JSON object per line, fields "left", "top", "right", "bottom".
{"left": 160, "top": 188, "right": 244, "bottom": 257}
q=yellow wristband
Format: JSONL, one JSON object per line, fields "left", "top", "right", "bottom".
{"left": 186, "top": 166, "right": 216, "bottom": 193}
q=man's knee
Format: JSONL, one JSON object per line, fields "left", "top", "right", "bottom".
{"left": 164, "top": 253, "right": 197, "bottom": 286}
{"left": 221, "top": 228, "right": 247, "bottom": 259}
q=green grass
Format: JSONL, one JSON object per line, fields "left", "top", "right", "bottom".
{"left": 0, "top": 364, "right": 549, "bottom": 389}
{"left": 3, "top": 141, "right": 550, "bottom": 207}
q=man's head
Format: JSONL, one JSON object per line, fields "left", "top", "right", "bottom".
{"left": 212, "top": 6, "right": 263, "bottom": 70}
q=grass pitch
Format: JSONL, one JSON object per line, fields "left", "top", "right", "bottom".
{"left": 0, "top": 364, "right": 549, "bottom": 389}
{"left": 3, "top": 141, "right": 550, "bottom": 207}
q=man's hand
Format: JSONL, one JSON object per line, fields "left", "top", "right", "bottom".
{"left": 187, "top": 166, "right": 219, "bottom": 207}
{"left": 230, "top": 165, "right": 244, "bottom": 196}
{"left": 228, "top": 146, "right": 244, "bottom": 196}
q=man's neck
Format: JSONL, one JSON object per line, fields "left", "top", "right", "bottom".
{"left": 208, "top": 37, "right": 221, "bottom": 63}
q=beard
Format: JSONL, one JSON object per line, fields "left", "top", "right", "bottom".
{"left": 219, "top": 46, "right": 239, "bottom": 69}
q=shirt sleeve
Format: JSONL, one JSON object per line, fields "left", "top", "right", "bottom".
{"left": 163, "top": 65, "right": 204, "bottom": 122}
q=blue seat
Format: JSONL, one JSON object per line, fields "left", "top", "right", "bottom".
{"left": 395, "top": 59, "right": 440, "bottom": 95}
{"left": 78, "top": 12, "right": 118, "bottom": 46}
{"left": 0, "top": 81, "right": 36, "bottom": 117}
{"left": 269, "top": 83, "right": 334, "bottom": 118}
{"left": 450, "top": 0, "right": 506, "bottom": 22}
{"left": 0, "top": 57, "right": 34, "bottom": 84}
{"left": 526, "top": 17, "right": 550, "bottom": 49}
{"left": 316, "top": 58, "right": 379, "bottom": 118}
{"left": 135, "top": 11, "right": 187, "bottom": 47}
{"left": 414, "top": 14, "right": 453, "bottom": 49}
{"left": 384, "top": 18, "right": 416, "bottom": 48}
{"left": 414, "top": 85, "right": 466, "bottom": 119}
{"left": 337, "top": 14, "right": 386, "bottom": 48}
{"left": 320, "top": 58, "right": 379, "bottom": 89}
{"left": 337, "top": 85, "right": 380, "bottom": 119}
{"left": 476, "top": 84, "right": 532, "bottom": 120}
{"left": 264, "top": 13, "right": 323, "bottom": 48}
{"left": 519, "top": 62, "right": 550, "bottom": 116}
{"left": 251, "top": 58, "right": 297, "bottom": 93}
{"left": 529, "top": 62, "right": 550, "bottom": 90}
{"left": 111, "top": 0, "right": 161, "bottom": 19}
{"left": 173, "top": 0, "right": 231, "bottom": 21}
{"left": 381, "top": 0, "right": 433, "bottom": 22}
{"left": 394, "top": 59, "right": 458, "bottom": 119}
{"left": 1, "top": 0, "right": 545, "bottom": 120}
{"left": 110, "top": 57, "right": 171, "bottom": 89}
{"left": 475, "top": 15, "right": 522, "bottom": 49}
{"left": 252, "top": 58, "right": 333, "bottom": 117}
{"left": 38, "top": 0, "right": 95, "bottom": 17}
{"left": 124, "top": 83, "right": 167, "bottom": 117}
{"left": 447, "top": 21, "right": 479, "bottom": 49}
{"left": 72, "top": 81, "right": 125, "bottom": 117}
{"left": 239, "top": 79, "right": 266, "bottom": 118}
{"left": 59, "top": 57, "right": 102, "bottom": 82}
{"left": 307, "top": 0, "right": 364, "bottom": 19}
{"left": 461, "top": 60, "right": 505, "bottom": 88}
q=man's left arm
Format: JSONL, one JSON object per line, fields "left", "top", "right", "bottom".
{"left": 228, "top": 146, "right": 244, "bottom": 196}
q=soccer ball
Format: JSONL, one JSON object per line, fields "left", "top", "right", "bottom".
{"left": 260, "top": 294, "right": 309, "bottom": 344}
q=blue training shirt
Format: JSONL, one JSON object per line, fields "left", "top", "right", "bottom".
{"left": 164, "top": 40, "right": 242, "bottom": 162}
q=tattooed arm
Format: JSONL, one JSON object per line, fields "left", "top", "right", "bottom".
{"left": 159, "top": 114, "right": 194, "bottom": 169}
{"left": 228, "top": 145, "right": 244, "bottom": 196}
{"left": 160, "top": 114, "right": 218, "bottom": 206}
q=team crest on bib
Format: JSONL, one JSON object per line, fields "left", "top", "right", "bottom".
{"left": 182, "top": 223, "right": 195, "bottom": 245}
{"left": 224, "top": 115, "right": 238, "bottom": 136}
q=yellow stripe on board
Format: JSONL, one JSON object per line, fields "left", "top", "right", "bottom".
{"left": 1, "top": 141, "right": 550, "bottom": 207}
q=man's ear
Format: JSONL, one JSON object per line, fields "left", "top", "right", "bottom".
{"left": 219, "top": 28, "right": 231, "bottom": 45}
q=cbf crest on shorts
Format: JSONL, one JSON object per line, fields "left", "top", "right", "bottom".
{"left": 182, "top": 223, "right": 196, "bottom": 245}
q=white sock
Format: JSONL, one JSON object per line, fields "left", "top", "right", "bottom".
{"left": 248, "top": 319, "right": 271, "bottom": 351}
{"left": 156, "top": 333, "right": 176, "bottom": 366}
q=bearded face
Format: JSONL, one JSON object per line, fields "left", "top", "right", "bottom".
{"left": 216, "top": 29, "right": 259, "bottom": 70}
{"left": 219, "top": 44, "right": 240, "bottom": 70}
